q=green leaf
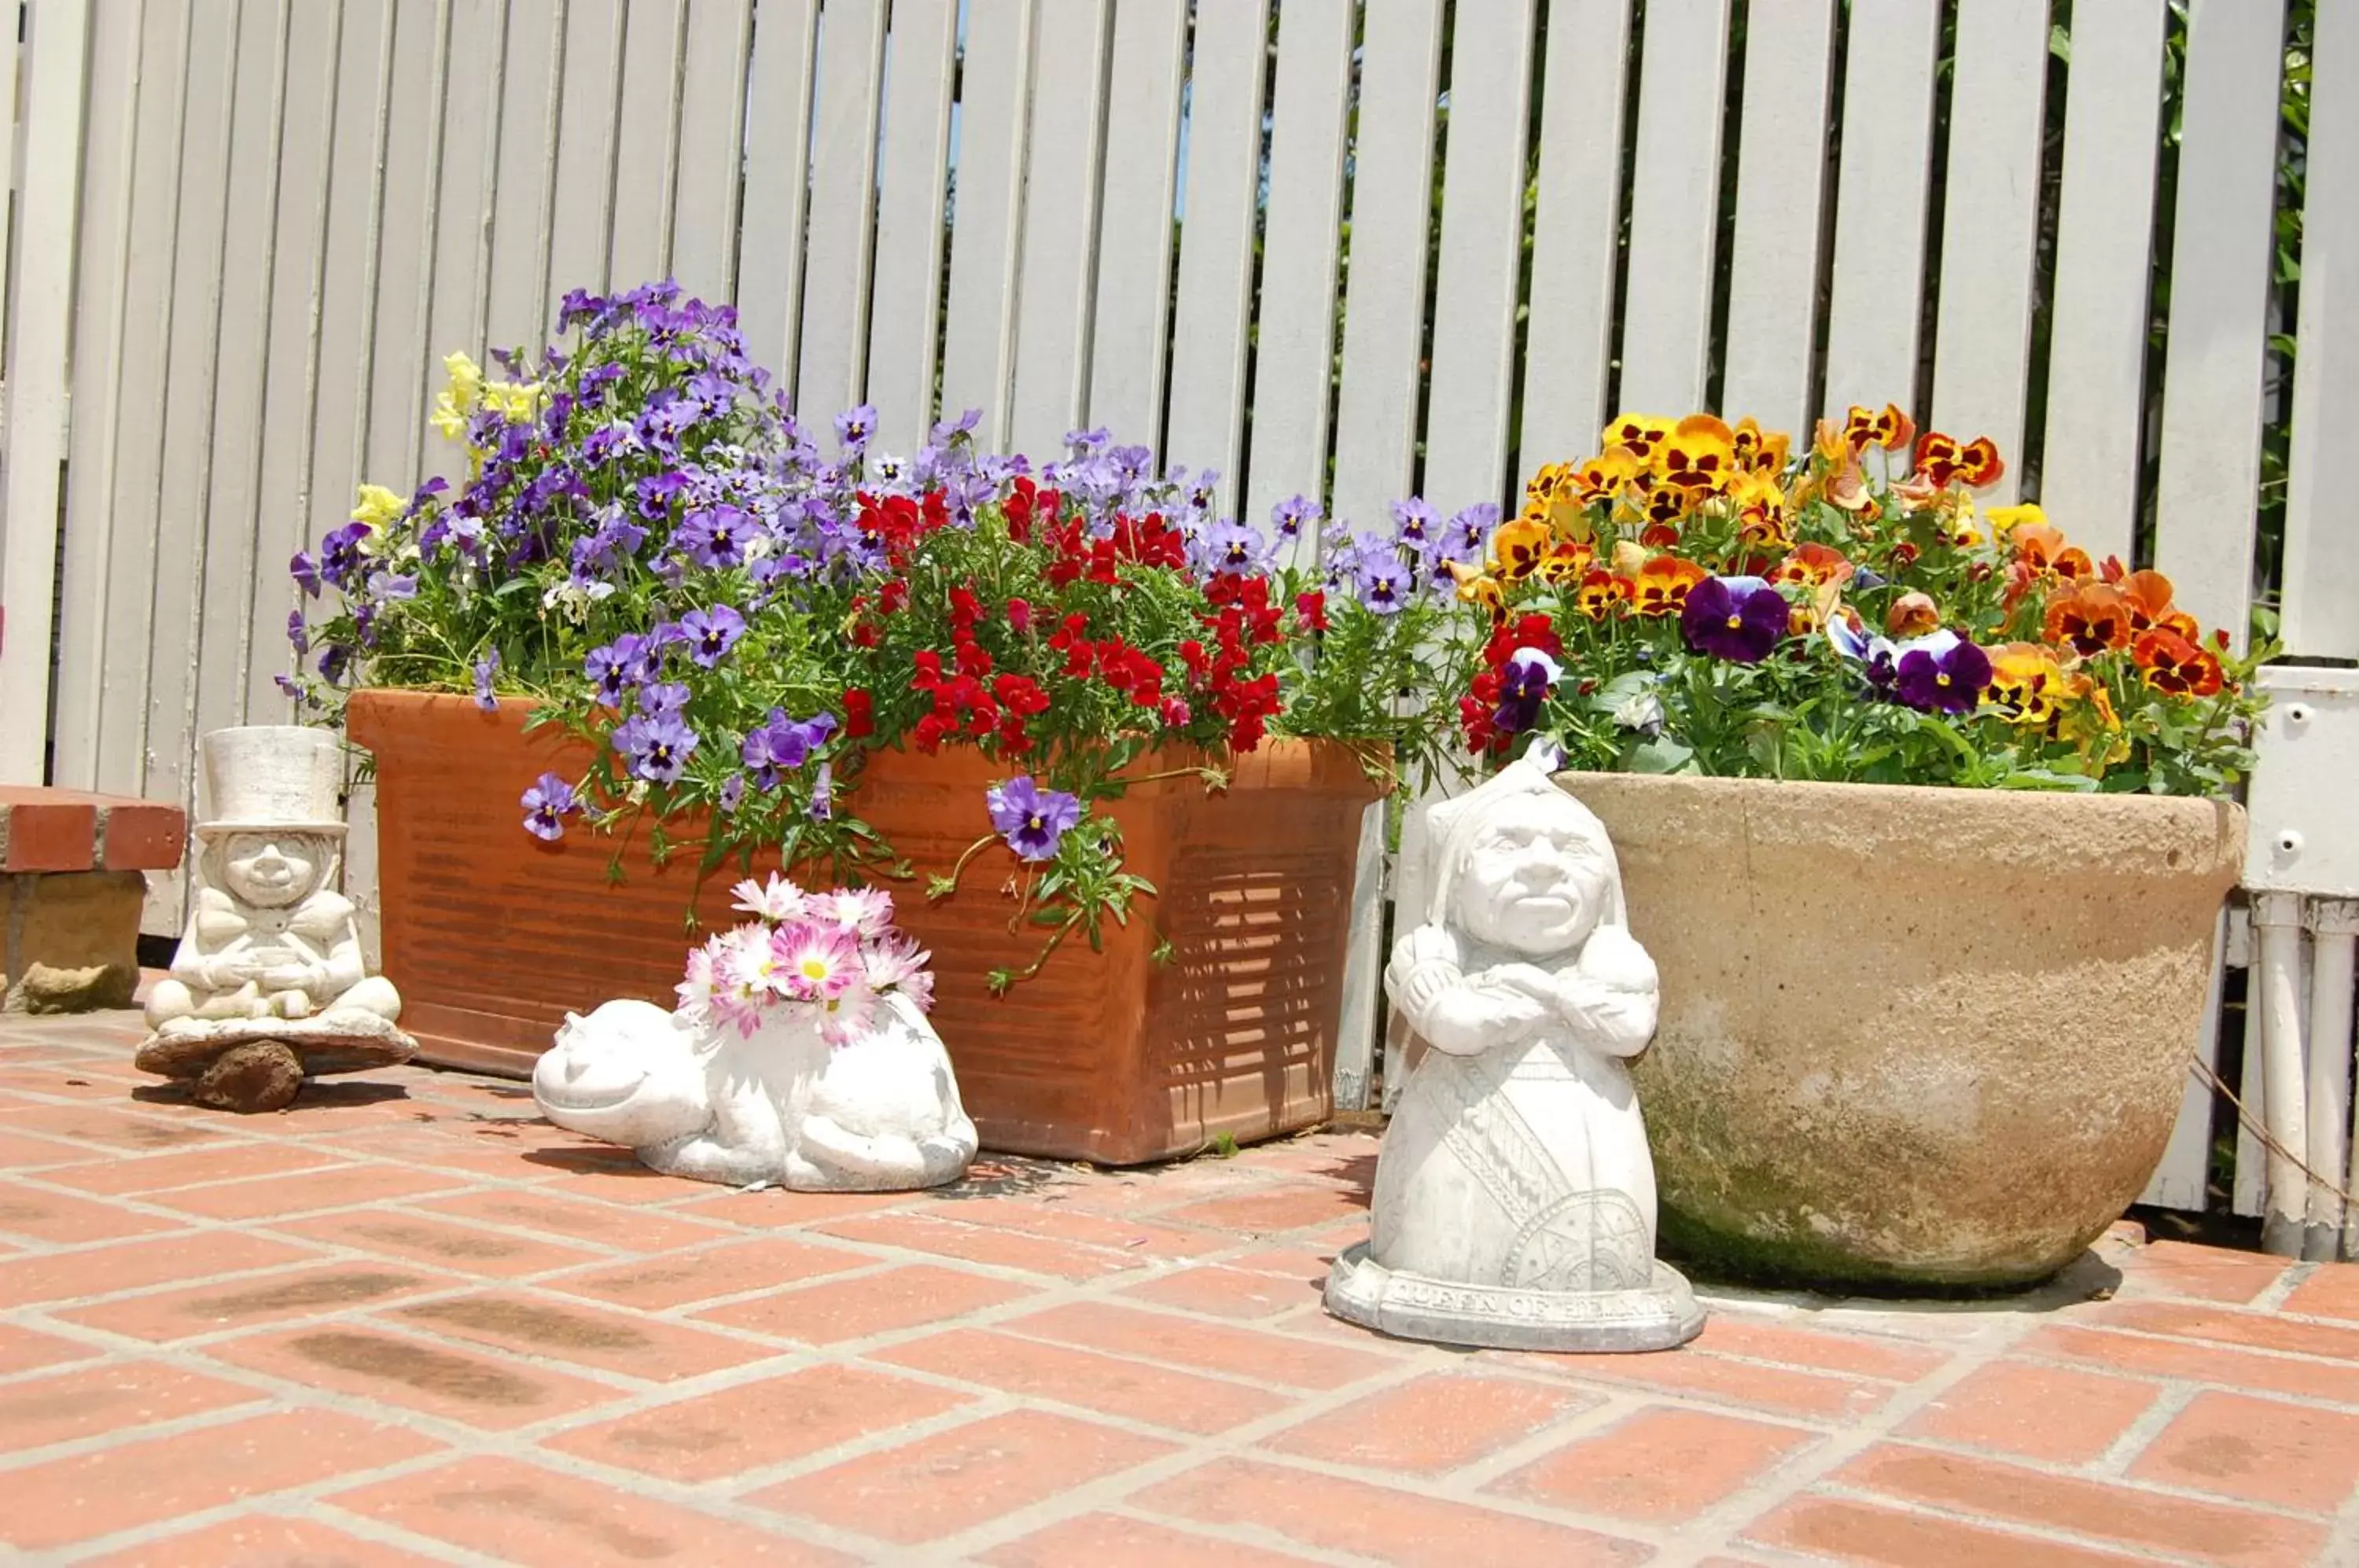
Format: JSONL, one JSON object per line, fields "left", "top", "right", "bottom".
{"left": 1625, "top": 737, "right": 1695, "bottom": 775}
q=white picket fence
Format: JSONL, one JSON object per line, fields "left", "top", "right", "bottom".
{"left": 1, "top": 0, "right": 2354, "bottom": 1220}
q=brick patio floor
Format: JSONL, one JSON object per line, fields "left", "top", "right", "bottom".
{"left": 4, "top": 1012, "right": 2359, "bottom": 1566}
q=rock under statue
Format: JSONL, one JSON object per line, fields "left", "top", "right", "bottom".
{"left": 534, "top": 991, "right": 978, "bottom": 1192}
{"left": 1325, "top": 753, "right": 1704, "bottom": 1352}
{"left": 138, "top": 726, "right": 414, "bottom": 1112}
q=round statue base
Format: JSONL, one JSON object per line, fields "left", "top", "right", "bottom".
{"left": 1323, "top": 1241, "right": 1706, "bottom": 1353}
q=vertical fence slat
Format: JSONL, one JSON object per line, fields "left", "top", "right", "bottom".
{"left": 793, "top": 0, "right": 886, "bottom": 421}
{"left": 247, "top": 0, "right": 345, "bottom": 722}
{"left": 141, "top": 0, "right": 242, "bottom": 927}
{"left": 1083, "top": 0, "right": 1184, "bottom": 452}
{"left": 1330, "top": 0, "right": 1444, "bottom": 532}
{"left": 670, "top": 0, "right": 753, "bottom": 302}
{"left": 1420, "top": 0, "right": 1536, "bottom": 517}
{"left": 735, "top": 0, "right": 817, "bottom": 379}
{"left": 2281, "top": 0, "right": 2359, "bottom": 660}
{"left": 1161, "top": 0, "right": 1270, "bottom": 512}
{"left": 1007, "top": 0, "right": 1113, "bottom": 462}
{"left": 548, "top": 0, "right": 626, "bottom": 299}
{"left": 2152, "top": 0, "right": 2287, "bottom": 651}
{"left": 1820, "top": 0, "right": 1941, "bottom": 415}
{"left": 864, "top": 0, "right": 957, "bottom": 451}
{"left": 1517, "top": 0, "right": 1632, "bottom": 482}
{"left": 0, "top": 0, "right": 90, "bottom": 782}
{"left": 192, "top": 0, "right": 293, "bottom": 749}
{"left": 1720, "top": 0, "right": 1837, "bottom": 434}
{"left": 361, "top": 0, "right": 443, "bottom": 488}
{"left": 307, "top": 0, "right": 393, "bottom": 642}
{"left": 1927, "top": 0, "right": 2049, "bottom": 501}
{"left": 940, "top": 0, "right": 1036, "bottom": 447}
{"left": 53, "top": 0, "right": 144, "bottom": 787}
{"left": 609, "top": 0, "right": 685, "bottom": 289}
{"left": 427, "top": 0, "right": 503, "bottom": 366}
{"left": 1617, "top": 0, "right": 1732, "bottom": 416}
{"left": 2037, "top": 0, "right": 2166, "bottom": 565}
{"left": 1241, "top": 0, "right": 1352, "bottom": 548}
{"left": 485, "top": 0, "right": 565, "bottom": 354}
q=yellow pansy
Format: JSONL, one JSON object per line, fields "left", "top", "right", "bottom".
{"left": 350, "top": 484, "right": 406, "bottom": 531}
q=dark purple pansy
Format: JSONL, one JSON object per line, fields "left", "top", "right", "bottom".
{"left": 1680, "top": 575, "right": 1789, "bottom": 664}
{"left": 1492, "top": 646, "right": 1563, "bottom": 735}
{"left": 1893, "top": 634, "right": 1993, "bottom": 714}
{"left": 289, "top": 550, "right": 322, "bottom": 598}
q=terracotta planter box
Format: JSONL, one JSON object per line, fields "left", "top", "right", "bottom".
{"left": 345, "top": 689, "right": 1382, "bottom": 1164}
{"left": 1560, "top": 771, "right": 2245, "bottom": 1290}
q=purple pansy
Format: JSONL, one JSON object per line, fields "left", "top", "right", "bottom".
{"left": 676, "top": 506, "right": 756, "bottom": 570}
{"left": 473, "top": 649, "right": 500, "bottom": 711}
{"left": 1356, "top": 554, "right": 1412, "bottom": 616}
{"left": 1680, "top": 575, "right": 1789, "bottom": 664}
{"left": 613, "top": 712, "right": 698, "bottom": 784}
{"left": 679, "top": 605, "right": 746, "bottom": 667}
{"left": 521, "top": 771, "right": 578, "bottom": 842}
{"left": 987, "top": 776, "right": 1083, "bottom": 863}
{"left": 1272, "top": 494, "right": 1321, "bottom": 541}
{"left": 740, "top": 709, "right": 837, "bottom": 790}
{"left": 1201, "top": 521, "right": 1268, "bottom": 577}
{"left": 1493, "top": 647, "right": 1563, "bottom": 735}
{"left": 289, "top": 550, "right": 322, "bottom": 598}
{"left": 834, "top": 403, "right": 878, "bottom": 451}
{"left": 288, "top": 612, "right": 309, "bottom": 659}
{"left": 809, "top": 760, "right": 834, "bottom": 822}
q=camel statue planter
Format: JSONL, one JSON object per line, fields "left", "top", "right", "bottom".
{"left": 532, "top": 874, "right": 977, "bottom": 1191}
{"left": 1326, "top": 756, "right": 1704, "bottom": 1352}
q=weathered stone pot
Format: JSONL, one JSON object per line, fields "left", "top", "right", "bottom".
{"left": 1562, "top": 771, "right": 2244, "bottom": 1290}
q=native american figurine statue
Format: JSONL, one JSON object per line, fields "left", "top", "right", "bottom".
{"left": 137, "top": 727, "right": 414, "bottom": 1112}
{"left": 1325, "top": 754, "right": 1703, "bottom": 1351}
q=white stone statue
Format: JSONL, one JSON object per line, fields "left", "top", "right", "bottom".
{"left": 1326, "top": 756, "right": 1704, "bottom": 1351}
{"left": 137, "top": 727, "right": 414, "bottom": 1112}
{"left": 532, "top": 878, "right": 977, "bottom": 1191}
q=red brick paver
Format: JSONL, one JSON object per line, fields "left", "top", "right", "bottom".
{"left": 5, "top": 1008, "right": 2359, "bottom": 1565}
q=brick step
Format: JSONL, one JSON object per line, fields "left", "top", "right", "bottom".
{"left": 0, "top": 786, "right": 185, "bottom": 873}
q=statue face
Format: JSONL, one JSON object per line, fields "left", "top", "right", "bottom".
{"left": 532, "top": 1000, "right": 710, "bottom": 1147}
{"left": 218, "top": 832, "right": 326, "bottom": 908}
{"left": 1456, "top": 793, "right": 1614, "bottom": 955}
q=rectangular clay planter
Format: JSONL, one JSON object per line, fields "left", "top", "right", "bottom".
{"left": 345, "top": 689, "right": 1382, "bottom": 1163}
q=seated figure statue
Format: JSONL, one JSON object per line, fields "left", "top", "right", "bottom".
{"left": 145, "top": 828, "right": 400, "bottom": 1028}
{"left": 1325, "top": 753, "right": 1704, "bottom": 1352}
{"left": 135, "top": 727, "right": 413, "bottom": 1113}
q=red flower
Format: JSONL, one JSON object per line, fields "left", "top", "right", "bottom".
{"left": 1159, "top": 695, "right": 1192, "bottom": 727}
{"left": 954, "top": 638, "right": 994, "bottom": 679}
{"left": 843, "top": 689, "right": 874, "bottom": 738}
{"left": 1007, "top": 596, "right": 1033, "bottom": 634}
{"left": 1295, "top": 591, "right": 1328, "bottom": 634}
{"left": 1178, "top": 639, "right": 1209, "bottom": 675}
{"left": 911, "top": 650, "right": 945, "bottom": 690}
{"left": 911, "top": 712, "right": 951, "bottom": 753}
{"left": 992, "top": 673, "right": 1051, "bottom": 718}
{"left": 1003, "top": 478, "right": 1037, "bottom": 541}
{"left": 1482, "top": 613, "right": 1562, "bottom": 669}
{"left": 948, "top": 584, "right": 984, "bottom": 632}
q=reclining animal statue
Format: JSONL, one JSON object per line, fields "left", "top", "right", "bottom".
{"left": 532, "top": 990, "right": 978, "bottom": 1191}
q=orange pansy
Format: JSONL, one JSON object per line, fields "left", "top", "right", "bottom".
{"left": 1490, "top": 516, "right": 1551, "bottom": 581}
{"left": 1660, "top": 414, "right": 1737, "bottom": 492}
{"left": 1628, "top": 555, "right": 1708, "bottom": 617}
{"left": 1575, "top": 567, "right": 1624, "bottom": 620}
{"left": 1766, "top": 541, "right": 1854, "bottom": 589}
{"left": 2132, "top": 628, "right": 2225, "bottom": 698}
{"left": 2044, "top": 584, "right": 2133, "bottom": 658}
{"left": 1885, "top": 591, "right": 1941, "bottom": 638}
{"left": 1601, "top": 414, "right": 1673, "bottom": 469}
{"left": 1985, "top": 642, "right": 2070, "bottom": 726}
{"left": 1732, "top": 417, "right": 1790, "bottom": 474}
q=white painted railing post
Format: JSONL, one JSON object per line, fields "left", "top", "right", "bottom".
{"left": 2253, "top": 890, "right": 2311, "bottom": 1256}
{"left": 2308, "top": 899, "right": 2359, "bottom": 1259}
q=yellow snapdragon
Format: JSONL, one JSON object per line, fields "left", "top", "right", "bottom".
{"left": 350, "top": 484, "right": 406, "bottom": 531}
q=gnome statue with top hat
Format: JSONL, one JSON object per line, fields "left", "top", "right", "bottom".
{"left": 1325, "top": 754, "right": 1704, "bottom": 1352}
{"left": 137, "top": 727, "right": 414, "bottom": 1111}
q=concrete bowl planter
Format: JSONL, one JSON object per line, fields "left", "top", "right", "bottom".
{"left": 1561, "top": 771, "right": 2244, "bottom": 1290}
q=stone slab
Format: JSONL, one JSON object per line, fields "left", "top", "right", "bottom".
{"left": 1324, "top": 1241, "right": 1707, "bottom": 1353}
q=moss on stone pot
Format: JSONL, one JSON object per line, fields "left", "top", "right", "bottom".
{"left": 1561, "top": 771, "right": 2244, "bottom": 1292}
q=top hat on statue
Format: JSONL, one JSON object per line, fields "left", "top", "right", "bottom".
{"left": 194, "top": 727, "right": 348, "bottom": 838}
